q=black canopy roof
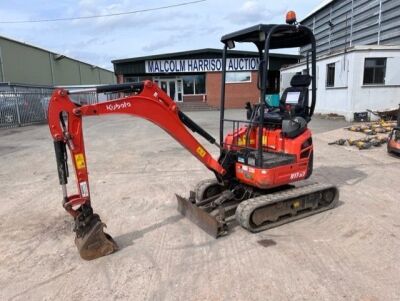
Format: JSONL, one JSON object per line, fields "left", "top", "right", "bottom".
{"left": 220, "top": 24, "right": 314, "bottom": 49}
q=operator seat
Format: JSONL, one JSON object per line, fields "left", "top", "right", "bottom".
{"left": 263, "top": 73, "right": 311, "bottom": 124}
{"left": 263, "top": 73, "right": 312, "bottom": 138}
{"left": 281, "top": 73, "right": 312, "bottom": 138}
{"left": 280, "top": 73, "right": 311, "bottom": 121}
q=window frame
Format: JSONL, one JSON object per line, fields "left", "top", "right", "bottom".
{"left": 326, "top": 63, "right": 335, "bottom": 88}
{"left": 363, "top": 57, "right": 387, "bottom": 85}
{"left": 225, "top": 71, "right": 252, "bottom": 84}
{"left": 182, "top": 74, "right": 206, "bottom": 95}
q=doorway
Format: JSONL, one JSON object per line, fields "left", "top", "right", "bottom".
{"left": 157, "top": 78, "right": 183, "bottom": 102}
{"left": 159, "top": 79, "right": 177, "bottom": 101}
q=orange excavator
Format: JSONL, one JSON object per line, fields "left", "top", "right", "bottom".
{"left": 48, "top": 13, "right": 339, "bottom": 260}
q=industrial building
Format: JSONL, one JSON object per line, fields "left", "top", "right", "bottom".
{"left": 0, "top": 35, "right": 115, "bottom": 86}
{"left": 112, "top": 49, "right": 299, "bottom": 108}
{"left": 0, "top": 35, "right": 116, "bottom": 129}
{"left": 282, "top": 0, "right": 400, "bottom": 121}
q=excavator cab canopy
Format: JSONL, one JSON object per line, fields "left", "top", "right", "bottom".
{"left": 218, "top": 23, "right": 317, "bottom": 148}
{"left": 220, "top": 24, "right": 315, "bottom": 50}
{"left": 218, "top": 22, "right": 317, "bottom": 169}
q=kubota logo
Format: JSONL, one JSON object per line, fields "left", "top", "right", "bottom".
{"left": 105, "top": 101, "right": 131, "bottom": 111}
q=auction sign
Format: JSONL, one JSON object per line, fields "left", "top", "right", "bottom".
{"left": 145, "top": 58, "right": 259, "bottom": 73}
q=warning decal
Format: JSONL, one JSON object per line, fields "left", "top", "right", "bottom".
{"left": 196, "top": 146, "right": 206, "bottom": 158}
{"left": 74, "top": 153, "right": 86, "bottom": 169}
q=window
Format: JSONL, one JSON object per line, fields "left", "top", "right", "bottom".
{"left": 326, "top": 63, "right": 335, "bottom": 87}
{"left": 124, "top": 76, "right": 152, "bottom": 83}
{"left": 183, "top": 76, "right": 194, "bottom": 94}
{"left": 226, "top": 72, "right": 251, "bottom": 83}
{"left": 363, "top": 58, "right": 386, "bottom": 85}
{"left": 124, "top": 76, "right": 139, "bottom": 83}
{"left": 182, "top": 75, "right": 205, "bottom": 95}
{"left": 195, "top": 75, "right": 205, "bottom": 94}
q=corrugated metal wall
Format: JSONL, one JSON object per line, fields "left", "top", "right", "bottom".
{"left": 301, "top": 0, "right": 400, "bottom": 57}
{"left": 0, "top": 37, "right": 116, "bottom": 86}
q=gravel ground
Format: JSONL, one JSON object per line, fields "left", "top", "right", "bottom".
{"left": 0, "top": 110, "right": 399, "bottom": 301}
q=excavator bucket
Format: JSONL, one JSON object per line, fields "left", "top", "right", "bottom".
{"left": 74, "top": 220, "right": 119, "bottom": 260}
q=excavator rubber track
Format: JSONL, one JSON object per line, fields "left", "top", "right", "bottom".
{"left": 193, "top": 178, "right": 222, "bottom": 204}
{"left": 235, "top": 183, "right": 339, "bottom": 232}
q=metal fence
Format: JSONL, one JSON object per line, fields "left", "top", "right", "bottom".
{"left": 0, "top": 91, "right": 51, "bottom": 128}
{"left": 0, "top": 84, "right": 119, "bottom": 129}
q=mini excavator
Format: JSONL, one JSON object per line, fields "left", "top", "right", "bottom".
{"left": 48, "top": 12, "right": 339, "bottom": 260}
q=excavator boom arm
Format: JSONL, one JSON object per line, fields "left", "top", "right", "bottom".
{"left": 48, "top": 80, "right": 225, "bottom": 218}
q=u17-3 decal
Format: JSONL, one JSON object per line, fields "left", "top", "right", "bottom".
{"left": 289, "top": 171, "right": 306, "bottom": 180}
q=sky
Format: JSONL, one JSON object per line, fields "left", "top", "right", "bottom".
{"left": 0, "top": 0, "right": 322, "bottom": 70}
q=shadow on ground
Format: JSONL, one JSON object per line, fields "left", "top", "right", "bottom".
{"left": 115, "top": 215, "right": 183, "bottom": 249}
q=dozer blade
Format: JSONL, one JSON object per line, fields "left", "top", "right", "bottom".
{"left": 176, "top": 194, "right": 227, "bottom": 238}
{"left": 75, "top": 220, "right": 119, "bottom": 260}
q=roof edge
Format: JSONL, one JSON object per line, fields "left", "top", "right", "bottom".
{"left": 112, "top": 48, "right": 301, "bottom": 64}
{"left": 300, "top": 0, "right": 335, "bottom": 23}
{"left": 281, "top": 45, "right": 400, "bottom": 70}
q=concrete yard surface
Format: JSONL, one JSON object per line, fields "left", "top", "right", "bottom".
{"left": 0, "top": 110, "right": 399, "bottom": 301}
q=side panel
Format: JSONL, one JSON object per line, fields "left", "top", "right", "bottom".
{"left": 226, "top": 127, "right": 313, "bottom": 189}
{"left": 235, "top": 161, "right": 309, "bottom": 189}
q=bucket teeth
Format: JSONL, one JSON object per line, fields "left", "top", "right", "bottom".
{"left": 74, "top": 217, "right": 118, "bottom": 260}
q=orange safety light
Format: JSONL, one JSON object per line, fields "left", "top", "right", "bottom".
{"left": 286, "top": 11, "right": 297, "bottom": 24}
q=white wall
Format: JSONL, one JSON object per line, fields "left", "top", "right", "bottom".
{"left": 351, "top": 50, "right": 400, "bottom": 116}
{"left": 281, "top": 46, "right": 400, "bottom": 121}
{"left": 385, "top": 57, "right": 400, "bottom": 86}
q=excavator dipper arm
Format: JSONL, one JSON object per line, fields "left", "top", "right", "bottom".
{"left": 48, "top": 80, "right": 225, "bottom": 260}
